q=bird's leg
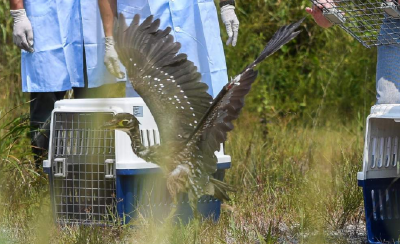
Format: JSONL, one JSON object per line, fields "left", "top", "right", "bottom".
{"left": 166, "top": 196, "right": 178, "bottom": 222}
{"left": 221, "top": 203, "right": 235, "bottom": 213}
{"left": 189, "top": 198, "right": 200, "bottom": 220}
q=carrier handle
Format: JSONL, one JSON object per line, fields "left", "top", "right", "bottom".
{"left": 53, "top": 158, "right": 67, "bottom": 178}
{"left": 105, "top": 159, "right": 116, "bottom": 179}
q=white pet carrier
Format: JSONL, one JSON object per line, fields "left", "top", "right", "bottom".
{"left": 43, "top": 98, "right": 231, "bottom": 225}
{"left": 358, "top": 104, "right": 400, "bottom": 243}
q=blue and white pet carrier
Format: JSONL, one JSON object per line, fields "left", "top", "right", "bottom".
{"left": 43, "top": 98, "right": 231, "bottom": 225}
{"left": 359, "top": 104, "right": 400, "bottom": 243}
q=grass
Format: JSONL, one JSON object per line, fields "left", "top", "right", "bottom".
{"left": 0, "top": 108, "right": 366, "bottom": 243}
{"left": 0, "top": 0, "right": 370, "bottom": 242}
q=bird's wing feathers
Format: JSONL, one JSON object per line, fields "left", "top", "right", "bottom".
{"left": 249, "top": 17, "right": 305, "bottom": 70}
{"left": 114, "top": 14, "right": 213, "bottom": 144}
{"left": 114, "top": 13, "right": 303, "bottom": 203}
{"left": 174, "top": 72, "right": 256, "bottom": 200}
{"left": 187, "top": 18, "right": 304, "bottom": 176}
{"left": 184, "top": 70, "right": 258, "bottom": 178}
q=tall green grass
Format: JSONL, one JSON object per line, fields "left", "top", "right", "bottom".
{"left": 0, "top": 0, "right": 27, "bottom": 112}
{"left": 0, "top": 0, "right": 373, "bottom": 242}
{"left": 0, "top": 112, "right": 364, "bottom": 243}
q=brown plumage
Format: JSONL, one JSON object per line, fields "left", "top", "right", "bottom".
{"left": 103, "top": 14, "right": 304, "bottom": 214}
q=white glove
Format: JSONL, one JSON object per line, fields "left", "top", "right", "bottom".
{"left": 104, "top": 36, "right": 125, "bottom": 79}
{"left": 221, "top": 5, "right": 239, "bottom": 47}
{"left": 10, "top": 9, "right": 34, "bottom": 52}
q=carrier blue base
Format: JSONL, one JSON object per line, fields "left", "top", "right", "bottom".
{"left": 359, "top": 178, "right": 400, "bottom": 244}
{"left": 116, "top": 162, "right": 231, "bottom": 224}
{"left": 45, "top": 162, "right": 230, "bottom": 225}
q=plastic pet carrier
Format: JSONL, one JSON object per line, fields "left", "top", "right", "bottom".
{"left": 43, "top": 98, "right": 231, "bottom": 225}
{"left": 358, "top": 104, "right": 400, "bottom": 243}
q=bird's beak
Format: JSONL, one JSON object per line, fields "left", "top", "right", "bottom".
{"left": 101, "top": 119, "right": 119, "bottom": 129}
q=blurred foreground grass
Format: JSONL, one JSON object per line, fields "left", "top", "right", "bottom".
{"left": 0, "top": 110, "right": 365, "bottom": 243}
{"left": 0, "top": 0, "right": 374, "bottom": 242}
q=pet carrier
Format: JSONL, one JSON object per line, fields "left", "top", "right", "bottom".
{"left": 43, "top": 98, "right": 231, "bottom": 225}
{"left": 309, "top": 0, "right": 400, "bottom": 47}
{"left": 358, "top": 104, "right": 400, "bottom": 243}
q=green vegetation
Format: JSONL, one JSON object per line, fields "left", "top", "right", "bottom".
{"left": 225, "top": 0, "right": 376, "bottom": 124}
{"left": 0, "top": 0, "right": 375, "bottom": 243}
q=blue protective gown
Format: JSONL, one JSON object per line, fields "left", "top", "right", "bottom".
{"left": 118, "top": 0, "right": 228, "bottom": 98}
{"left": 376, "top": 17, "right": 400, "bottom": 104}
{"left": 21, "top": 0, "right": 116, "bottom": 92}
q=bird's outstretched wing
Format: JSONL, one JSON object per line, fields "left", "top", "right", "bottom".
{"left": 114, "top": 14, "right": 213, "bottom": 144}
{"left": 187, "top": 18, "right": 305, "bottom": 180}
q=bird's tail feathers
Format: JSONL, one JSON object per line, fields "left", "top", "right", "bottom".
{"left": 210, "top": 178, "right": 236, "bottom": 201}
{"left": 248, "top": 17, "right": 304, "bottom": 70}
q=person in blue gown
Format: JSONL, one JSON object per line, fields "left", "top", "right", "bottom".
{"left": 98, "top": 0, "right": 240, "bottom": 98}
{"left": 9, "top": 0, "right": 119, "bottom": 167}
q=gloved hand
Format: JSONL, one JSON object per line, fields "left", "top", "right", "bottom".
{"left": 221, "top": 4, "right": 239, "bottom": 47}
{"left": 104, "top": 36, "right": 125, "bottom": 79}
{"left": 10, "top": 9, "right": 34, "bottom": 52}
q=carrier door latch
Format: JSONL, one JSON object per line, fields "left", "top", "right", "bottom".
{"left": 105, "top": 159, "right": 116, "bottom": 179}
{"left": 382, "top": 2, "right": 400, "bottom": 19}
{"left": 323, "top": 8, "right": 346, "bottom": 25}
{"left": 54, "top": 158, "right": 67, "bottom": 177}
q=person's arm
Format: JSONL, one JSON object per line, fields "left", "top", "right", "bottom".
{"left": 98, "top": 0, "right": 125, "bottom": 79}
{"left": 98, "top": 0, "right": 117, "bottom": 37}
{"left": 10, "top": 0, "right": 23, "bottom": 10}
{"left": 220, "top": 0, "right": 239, "bottom": 47}
{"left": 9, "top": 0, "right": 34, "bottom": 52}
{"left": 305, "top": 0, "right": 334, "bottom": 28}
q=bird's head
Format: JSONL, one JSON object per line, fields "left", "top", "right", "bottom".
{"left": 102, "top": 113, "right": 140, "bottom": 134}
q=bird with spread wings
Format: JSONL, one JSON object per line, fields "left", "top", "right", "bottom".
{"left": 103, "top": 14, "right": 304, "bottom": 215}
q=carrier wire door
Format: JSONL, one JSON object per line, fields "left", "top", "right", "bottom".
{"left": 50, "top": 112, "right": 118, "bottom": 225}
